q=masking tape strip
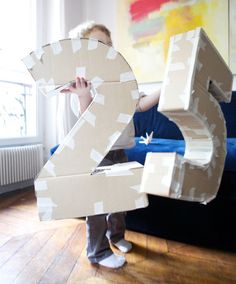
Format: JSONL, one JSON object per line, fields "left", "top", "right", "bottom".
{"left": 199, "top": 38, "right": 207, "bottom": 50}
{"left": 91, "top": 76, "right": 104, "bottom": 89}
{"left": 34, "top": 47, "right": 45, "bottom": 60}
{"left": 48, "top": 78, "right": 56, "bottom": 87}
{"left": 71, "top": 38, "right": 82, "bottom": 53}
{"left": 173, "top": 33, "right": 183, "bottom": 42}
{"left": 94, "top": 201, "right": 104, "bottom": 214}
{"left": 144, "top": 163, "right": 155, "bottom": 174}
{"left": 40, "top": 78, "right": 56, "bottom": 97}
{"left": 106, "top": 47, "right": 118, "bottom": 60}
{"left": 169, "top": 62, "right": 185, "bottom": 71}
{"left": 35, "top": 180, "right": 48, "bottom": 192}
{"left": 201, "top": 194, "right": 215, "bottom": 205}
{"left": 51, "top": 41, "right": 62, "bottom": 55}
{"left": 22, "top": 55, "right": 35, "bottom": 69}
{"left": 36, "top": 78, "right": 46, "bottom": 86}
{"left": 72, "top": 119, "right": 86, "bottom": 133}
{"left": 117, "top": 113, "right": 132, "bottom": 124}
{"left": 39, "top": 210, "right": 53, "bottom": 221}
{"left": 131, "top": 90, "right": 140, "bottom": 100}
{"left": 64, "top": 136, "right": 75, "bottom": 150}
{"left": 55, "top": 120, "right": 84, "bottom": 154}
{"left": 120, "top": 72, "right": 136, "bottom": 82}
{"left": 37, "top": 197, "right": 57, "bottom": 220}
{"left": 196, "top": 60, "right": 203, "bottom": 72}
{"left": 76, "top": 67, "right": 86, "bottom": 78}
{"left": 162, "top": 156, "right": 175, "bottom": 167}
{"left": 44, "top": 160, "right": 56, "bottom": 177}
{"left": 105, "top": 169, "right": 133, "bottom": 177}
{"left": 186, "top": 29, "right": 196, "bottom": 40}
{"left": 130, "top": 184, "right": 140, "bottom": 192}
{"left": 135, "top": 195, "right": 148, "bottom": 208}
{"left": 113, "top": 161, "right": 141, "bottom": 171}
{"left": 83, "top": 110, "right": 96, "bottom": 127}
{"left": 189, "top": 187, "right": 197, "bottom": 199}
{"left": 90, "top": 148, "right": 104, "bottom": 163}
{"left": 161, "top": 174, "right": 172, "bottom": 188}
{"left": 207, "top": 166, "right": 212, "bottom": 178}
{"left": 171, "top": 43, "right": 180, "bottom": 52}
{"left": 37, "top": 197, "right": 57, "bottom": 208}
{"left": 88, "top": 38, "right": 98, "bottom": 50}
{"left": 106, "top": 131, "right": 121, "bottom": 152}
{"left": 176, "top": 159, "right": 185, "bottom": 196}
{"left": 109, "top": 131, "right": 121, "bottom": 145}
{"left": 212, "top": 156, "right": 216, "bottom": 168}
{"left": 171, "top": 181, "right": 181, "bottom": 194}
{"left": 93, "top": 93, "right": 105, "bottom": 105}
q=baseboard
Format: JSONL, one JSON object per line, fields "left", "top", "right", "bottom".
{"left": 0, "top": 179, "right": 34, "bottom": 195}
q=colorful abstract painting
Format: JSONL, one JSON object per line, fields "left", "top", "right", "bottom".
{"left": 117, "top": 0, "right": 229, "bottom": 83}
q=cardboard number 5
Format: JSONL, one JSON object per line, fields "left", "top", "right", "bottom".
{"left": 141, "top": 28, "right": 232, "bottom": 203}
{"left": 23, "top": 38, "right": 148, "bottom": 220}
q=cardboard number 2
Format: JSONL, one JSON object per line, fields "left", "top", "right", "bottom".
{"left": 23, "top": 38, "right": 148, "bottom": 220}
{"left": 141, "top": 28, "right": 232, "bottom": 203}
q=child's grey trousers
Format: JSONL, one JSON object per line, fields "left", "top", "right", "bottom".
{"left": 86, "top": 149, "right": 128, "bottom": 264}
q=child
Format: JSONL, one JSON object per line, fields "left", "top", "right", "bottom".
{"left": 62, "top": 22, "right": 161, "bottom": 268}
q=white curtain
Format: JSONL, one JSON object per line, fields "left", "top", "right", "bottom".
{"left": 36, "top": 0, "right": 80, "bottom": 159}
{"left": 36, "top": 0, "right": 116, "bottom": 159}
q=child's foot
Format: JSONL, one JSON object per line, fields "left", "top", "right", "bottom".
{"left": 98, "top": 253, "right": 126, "bottom": 268}
{"left": 112, "top": 239, "right": 132, "bottom": 253}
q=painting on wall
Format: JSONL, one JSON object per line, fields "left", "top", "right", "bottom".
{"left": 117, "top": 0, "right": 229, "bottom": 83}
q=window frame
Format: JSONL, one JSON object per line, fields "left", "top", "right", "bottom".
{"left": 0, "top": 0, "right": 42, "bottom": 147}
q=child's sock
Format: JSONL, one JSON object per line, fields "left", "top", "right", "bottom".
{"left": 98, "top": 253, "right": 126, "bottom": 268}
{"left": 113, "top": 239, "right": 132, "bottom": 253}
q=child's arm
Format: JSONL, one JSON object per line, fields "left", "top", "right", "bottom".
{"left": 61, "top": 77, "right": 161, "bottom": 114}
{"left": 61, "top": 77, "right": 92, "bottom": 114}
{"left": 136, "top": 89, "right": 161, "bottom": 112}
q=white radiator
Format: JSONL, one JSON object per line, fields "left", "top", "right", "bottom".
{"left": 0, "top": 144, "right": 43, "bottom": 186}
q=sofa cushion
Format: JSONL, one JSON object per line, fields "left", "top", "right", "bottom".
{"left": 125, "top": 137, "right": 236, "bottom": 172}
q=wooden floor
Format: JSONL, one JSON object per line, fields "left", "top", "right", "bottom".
{"left": 0, "top": 188, "right": 236, "bottom": 284}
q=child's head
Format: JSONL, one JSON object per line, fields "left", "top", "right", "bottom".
{"left": 70, "top": 21, "right": 112, "bottom": 46}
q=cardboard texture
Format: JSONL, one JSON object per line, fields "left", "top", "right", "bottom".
{"left": 141, "top": 28, "right": 233, "bottom": 203}
{"left": 23, "top": 38, "right": 148, "bottom": 220}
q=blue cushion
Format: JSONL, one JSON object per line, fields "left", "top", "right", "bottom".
{"left": 225, "top": 138, "right": 236, "bottom": 171}
{"left": 50, "top": 144, "right": 59, "bottom": 155}
{"left": 125, "top": 137, "right": 236, "bottom": 172}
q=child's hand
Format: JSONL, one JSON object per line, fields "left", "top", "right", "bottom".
{"left": 60, "top": 77, "right": 91, "bottom": 98}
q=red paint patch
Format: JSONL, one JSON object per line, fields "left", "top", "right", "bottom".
{"left": 129, "top": 0, "right": 174, "bottom": 22}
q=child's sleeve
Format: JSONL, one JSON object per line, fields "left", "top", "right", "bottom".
{"left": 70, "top": 93, "right": 81, "bottom": 118}
{"left": 135, "top": 92, "right": 146, "bottom": 112}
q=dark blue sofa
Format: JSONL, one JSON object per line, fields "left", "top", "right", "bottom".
{"left": 125, "top": 91, "right": 236, "bottom": 251}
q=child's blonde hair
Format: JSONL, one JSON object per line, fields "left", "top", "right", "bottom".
{"left": 69, "top": 21, "right": 111, "bottom": 39}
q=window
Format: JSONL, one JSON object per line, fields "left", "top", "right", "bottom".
{"left": 0, "top": 80, "right": 36, "bottom": 139}
{"left": 0, "top": 0, "right": 40, "bottom": 146}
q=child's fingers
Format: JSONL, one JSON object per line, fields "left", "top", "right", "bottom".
{"left": 81, "top": 77, "right": 88, "bottom": 88}
{"left": 60, "top": 88, "right": 70, "bottom": 93}
{"left": 76, "top": 77, "right": 82, "bottom": 88}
